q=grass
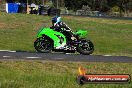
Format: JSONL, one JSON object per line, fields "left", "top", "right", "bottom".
{"left": 0, "top": 12, "right": 132, "bottom": 56}
{"left": 0, "top": 60, "right": 132, "bottom": 88}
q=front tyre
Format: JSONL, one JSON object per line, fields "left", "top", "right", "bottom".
{"left": 77, "top": 39, "right": 94, "bottom": 55}
{"left": 34, "top": 36, "right": 53, "bottom": 53}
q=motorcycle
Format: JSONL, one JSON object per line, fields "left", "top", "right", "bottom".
{"left": 34, "top": 24, "right": 94, "bottom": 55}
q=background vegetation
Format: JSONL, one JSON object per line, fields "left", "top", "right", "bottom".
{"left": 2, "top": 0, "right": 132, "bottom": 12}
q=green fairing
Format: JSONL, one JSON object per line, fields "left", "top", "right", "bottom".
{"left": 37, "top": 28, "right": 67, "bottom": 48}
{"left": 37, "top": 28, "right": 88, "bottom": 48}
{"left": 74, "top": 30, "right": 88, "bottom": 38}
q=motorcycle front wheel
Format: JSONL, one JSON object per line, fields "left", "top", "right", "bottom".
{"left": 77, "top": 39, "right": 94, "bottom": 55}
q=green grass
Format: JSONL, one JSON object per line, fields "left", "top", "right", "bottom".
{"left": 0, "top": 12, "right": 132, "bottom": 56}
{"left": 0, "top": 60, "right": 132, "bottom": 88}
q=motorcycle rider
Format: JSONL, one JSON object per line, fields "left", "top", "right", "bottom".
{"left": 50, "top": 16, "right": 77, "bottom": 43}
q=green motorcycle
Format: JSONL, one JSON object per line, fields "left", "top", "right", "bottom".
{"left": 34, "top": 26, "right": 94, "bottom": 55}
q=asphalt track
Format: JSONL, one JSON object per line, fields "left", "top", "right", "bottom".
{"left": 0, "top": 51, "right": 132, "bottom": 63}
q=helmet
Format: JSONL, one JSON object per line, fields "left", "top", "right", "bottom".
{"left": 52, "top": 16, "right": 61, "bottom": 25}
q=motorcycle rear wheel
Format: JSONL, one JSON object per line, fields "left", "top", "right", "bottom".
{"left": 34, "top": 36, "right": 53, "bottom": 53}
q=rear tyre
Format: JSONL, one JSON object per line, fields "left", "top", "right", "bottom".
{"left": 34, "top": 36, "right": 53, "bottom": 53}
{"left": 77, "top": 39, "right": 94, "bottom": 55}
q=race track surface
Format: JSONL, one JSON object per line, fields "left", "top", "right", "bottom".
{"left": 0, "top": 51, "right": 132, "bottom": 63}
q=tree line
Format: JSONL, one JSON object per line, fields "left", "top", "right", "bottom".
{"left": 2, "top": 0, "right": 132, "bottom": 12}
{"left": 64, "top": 0, "right": 132, "bottom": 12}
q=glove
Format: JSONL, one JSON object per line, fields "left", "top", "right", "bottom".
{"left": 58, "top": 22, "right": 66, "bottom": 28}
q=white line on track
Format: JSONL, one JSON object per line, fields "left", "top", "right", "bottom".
{"left": 25, "top": 57, "right": 42, "bottom": 59}
{"left": 3, "top": 56, "right": 11, "bottom": 58}
{"left": 0, "top": 50, "right": 16, "bottom": 52}
{"left": 0, "top": 50, "right": 11, "bottom": 51}
{"left": 66, "top": 53, "right": 71, "bottom": 54}
{"left": 103, "top": 55, "right": 112, "bottom": 56}
{"left": 8, "top": 51, "right": 16, "bottom": 52}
